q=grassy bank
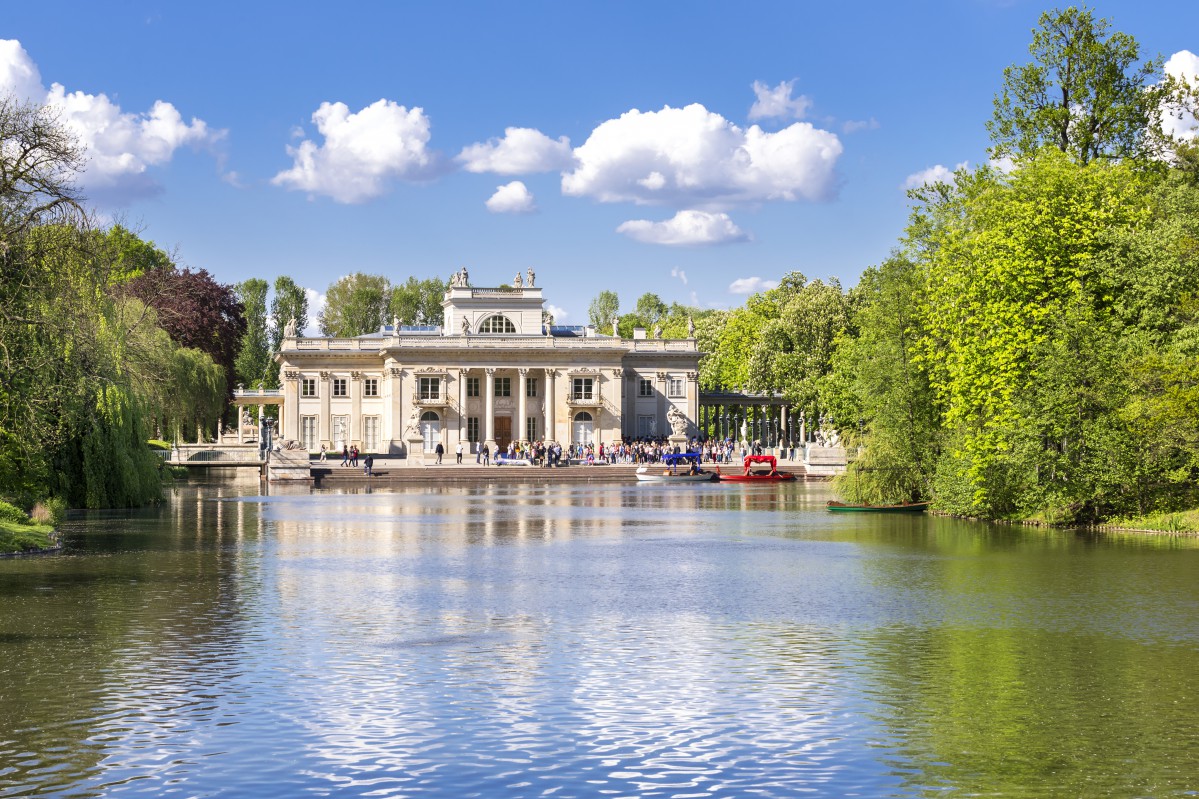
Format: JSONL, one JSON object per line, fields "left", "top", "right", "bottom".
{"left": 1104, "top": 509, "right": 1199, "bottom": 535}
{"left": 0, "top": 518, "right": 56, "bottom": 553}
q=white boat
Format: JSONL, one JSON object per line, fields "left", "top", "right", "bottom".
{"left": 635, "top": 453, "right": 719, "bottom": 483}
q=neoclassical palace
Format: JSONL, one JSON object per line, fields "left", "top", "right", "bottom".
{"left": 275, "top": 279, "right": 701, "bottom": 455}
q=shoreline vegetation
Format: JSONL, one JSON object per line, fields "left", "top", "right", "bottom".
{"left": 0, "top": 501, "right": 60, "bottom": 555}
{"left": 4, "top": 9, "right": 1199, "bottom": 534}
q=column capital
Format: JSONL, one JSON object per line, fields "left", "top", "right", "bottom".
{"left": 283, "top": 370, "right": 301, "bottom": 382}
{"left": 518, "top": 367, "right": 529, "bottom": 376}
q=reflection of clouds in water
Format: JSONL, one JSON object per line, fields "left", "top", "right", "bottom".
{"left": 566, "top": 616, "right": 852, "bottom": 794}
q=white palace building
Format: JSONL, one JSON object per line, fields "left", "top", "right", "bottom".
{"left": 274, "top": 276, "right": 702, "bottom": 456}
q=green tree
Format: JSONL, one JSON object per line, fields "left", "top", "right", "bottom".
{"left": 587, "top": 290, "right": 620, "bottom": 329}
{"left": 319, "top": 273, "right": 389, "bottom": 337}
{"left": 827, "top": 255, "right": 941, "bottom": 504}
{"left": 988, "top": 6, "right": 1163, "bottom": 164}
{"left": 388, "top": 276, "right": 447, "bottom": 326}
{"left": 235, "top": 278, "right": 272, "bottom": 389}
{"left": 270, "top": 275, "right": 308, "bottom": 351}
{"left": 634, "top": 292, "right": 667, "bottom": 329}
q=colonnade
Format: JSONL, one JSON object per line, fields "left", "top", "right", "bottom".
{"left": 697, "top": 402, "right": 814, "bottom": 448}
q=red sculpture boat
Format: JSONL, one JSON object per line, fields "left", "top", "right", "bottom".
{"left": 718, "top": 455, "right": 797, "bottom": 482}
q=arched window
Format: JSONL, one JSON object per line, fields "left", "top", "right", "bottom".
{"left": 478, "top": 315, "right": 517, "bottom": 334}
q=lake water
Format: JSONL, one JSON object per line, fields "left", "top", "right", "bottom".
{"left": 3, "top": 476, "right": 1199, "bottom": 798}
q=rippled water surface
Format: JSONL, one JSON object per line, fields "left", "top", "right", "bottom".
{"left": 3, "top": 475, "right": 1199, "bottom": 797}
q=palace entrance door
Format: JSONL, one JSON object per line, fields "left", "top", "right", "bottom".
{"left": 494, "top": 416, "right": 512, "bottom": 451}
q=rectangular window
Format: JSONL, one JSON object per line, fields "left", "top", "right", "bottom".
{"left": 494, "top": 377, "right": 511, "bottom": 397}
{"left": 363, "top": 378, "right": 379, "bottom": 398}
{"left": 301, "top": 378, "right": 317, "bottom": 397}
{"left": 637, "top": 415, "right": 656, "bottom": 438}
{"left": 332, "top": 378, "right": 347, "bottom": 397}
{"left": 668, "top": 378, "right": 685, "bottom": 397}
{"left": 638, "top": 378, "right": 653, "bottom": 397}
{"left": 572, "top": 377, "right": 593, "bottom": 399}
{"left": 467, "top": 417, "right": 479, "bottom": 443}
{"left": 331, "top": 415, "right": 349, "bottom": 446}
{"left": 466, "top": 376, "right": 480, "bottom": 397}
{"left": 419, "top": 376, "right": 440, "bottom": 400}
{"left": 526, "top": 416, "right": 537, "bottom": 440}
{"left": 363, "top": 416, "right": 380, "bottom": 449}
{"left": 301, "top": 416, "right": 318, "bottom": 450}
{"left": 526, "top": 377, "right": 537, "bottom": 397}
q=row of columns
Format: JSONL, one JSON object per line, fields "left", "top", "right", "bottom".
{"left": 698, "top": 404, "right": 813, "bottom": 447}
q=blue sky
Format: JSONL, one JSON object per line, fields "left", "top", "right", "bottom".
{"left": 3, "top": 1, "right": 1197, "bottom": 329}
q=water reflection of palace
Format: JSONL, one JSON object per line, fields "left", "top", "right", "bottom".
{"left": 275, "top": 279, "right": 701, "bottom": 456}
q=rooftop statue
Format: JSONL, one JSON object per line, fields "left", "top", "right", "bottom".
{"left": 526, "top": 268, "right": 536, "bottom": 287}
{"left": 513, "top": 272, "right": 523, "bottom": 287}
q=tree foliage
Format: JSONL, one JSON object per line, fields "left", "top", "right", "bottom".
{"left": 319, "top": 272, "right": 389, "bottom": 337}
{"left": 123, "top": 266, "right": 246, "bottom": 401}
{"left": 388, "top": 276, "right": 446, "bottom": 326}
{"left": 587, "top": 290, "right": 620, "bottom": 329}
{"left": 270, "top": 275, "right": 308, "bottom": 351}
{"left": 988, "top": 6, "right": 1163, "bottom": 164}
{"left": 235, "top": 278, "right": 272, "bottom": 389}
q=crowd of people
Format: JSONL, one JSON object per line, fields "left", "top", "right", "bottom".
{"left": 322, "top": 437, "right": 800, "bottom": 469}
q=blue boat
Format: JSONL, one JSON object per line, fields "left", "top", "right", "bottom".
{"left": 635, "top": 452, "right": 718, "bottom": 482}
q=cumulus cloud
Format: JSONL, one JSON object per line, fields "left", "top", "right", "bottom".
{"left": 617, "top": 210, "right": 749, "bottom": 246}
{"left": 671, "top": 266, "right": 688, "bottom": 285}
{"left": 903, "top": 161, "right": 968, "bottom": 190}
{"left": 748, "top": 79, "right": 812, "bottom": 121}
{"left": 485, "top": 180, "right": 536, "bottom": 214}
{"left": 0, "top": 39, "right": 225, "bottom": 205}
{"left": 545, "top": 303, "right": 567, "bottom": 323}
{"left": 1162, "top": 50, "right": 1199, "bottom": 142}
{"left": 272, "top": 99, "right": 439, "bottom": 203}
{"left": 458, "top": 127, "right": 573, "bottom": 174}
{"left": 562, "top": 103, "right": 842, "bottom": 208}
{"left": 729, "top": 276, "right": 779, "bottom": 295}
{"left": 304, "top": 287, "right": 326, "bottom": 336}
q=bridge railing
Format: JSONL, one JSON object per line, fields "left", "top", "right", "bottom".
{"left": 172, "top": 445, "right": 265, "bottom": 464}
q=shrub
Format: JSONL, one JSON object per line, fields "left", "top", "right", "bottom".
{"left": 0, "top": 501, "right": 32, "bottom": 526}
{"left": 30, "top": 498, "right": 66, "bottom": 525}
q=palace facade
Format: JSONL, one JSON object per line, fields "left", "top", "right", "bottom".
{"left": 276, "top": 280, "right": 701, "bottom": 454}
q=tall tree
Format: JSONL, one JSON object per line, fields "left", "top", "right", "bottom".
{"left": 988, "top": 6, "right": 1163, "bottom": 164}
{"left": 319, "top": 273, "right": 390, "bottom": 337}
{"left": 234, "top": 278, "right": 272, "bottom": 389}
{"left": 388, "top": 276, "right": 447, "bottom": 326}
{"left": 634, "top": 292, "right": 667, "bottom": 329}
{"left": 123, "top": 267, "right": 246, "bottom": 402}
{"left": 0, "top": 95, "right": 83, "bottom": 239}
{"left": 587, "top": 290, "right": 620, "bottom": 329}
{"left": 270, "top": 275, "right": 309, "bottom": 351}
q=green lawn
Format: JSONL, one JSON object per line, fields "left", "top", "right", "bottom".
{"left": 0, "top": 518, "right": 56, "bottom": 553}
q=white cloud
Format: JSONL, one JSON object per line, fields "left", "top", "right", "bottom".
{"left": 304, "top": 287, "right": 326, "bottom": 336}
{"left": 272, "top": 99, "right": 438, "bottom": 203}
{"left": 671, "top": 266, "right": 688, "bottom": 285}
{"left": 617, "top": 210, "right": 749, "bottom": 246}
{"left": 903, "top": 161, "right": 968, "bottom": 190}
{"left": 728, "top": 276, "right": 779, "bottom": 295}
{"left": 748, "top": 79, "right": 812, "bottom": 121}
{"left": 562, "top": 103, "right": 842, "bottom": 208}
{"left": 457, "top": 127, "right": 573, "bottom": 174}
{"left": 0, "top": 39, "right": 225, "bottom": 205}
{"left": 545, "top": 303, "right": 567, "bottom": 323}
{"left": 485, "top": 180, "right": 536, "bottom": 214}
{"left": 842, "top": 117, "right": 880, "bottom": 134}
{"left": 0, "top": 39, "right": 42, "bottom": 101}
{"left": 1162, "top": 50, "right": 1199, "bottom": 142}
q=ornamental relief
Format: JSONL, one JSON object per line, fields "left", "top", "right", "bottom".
{"left": 495, "top": 397, "right": 515, "bottom": 410}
